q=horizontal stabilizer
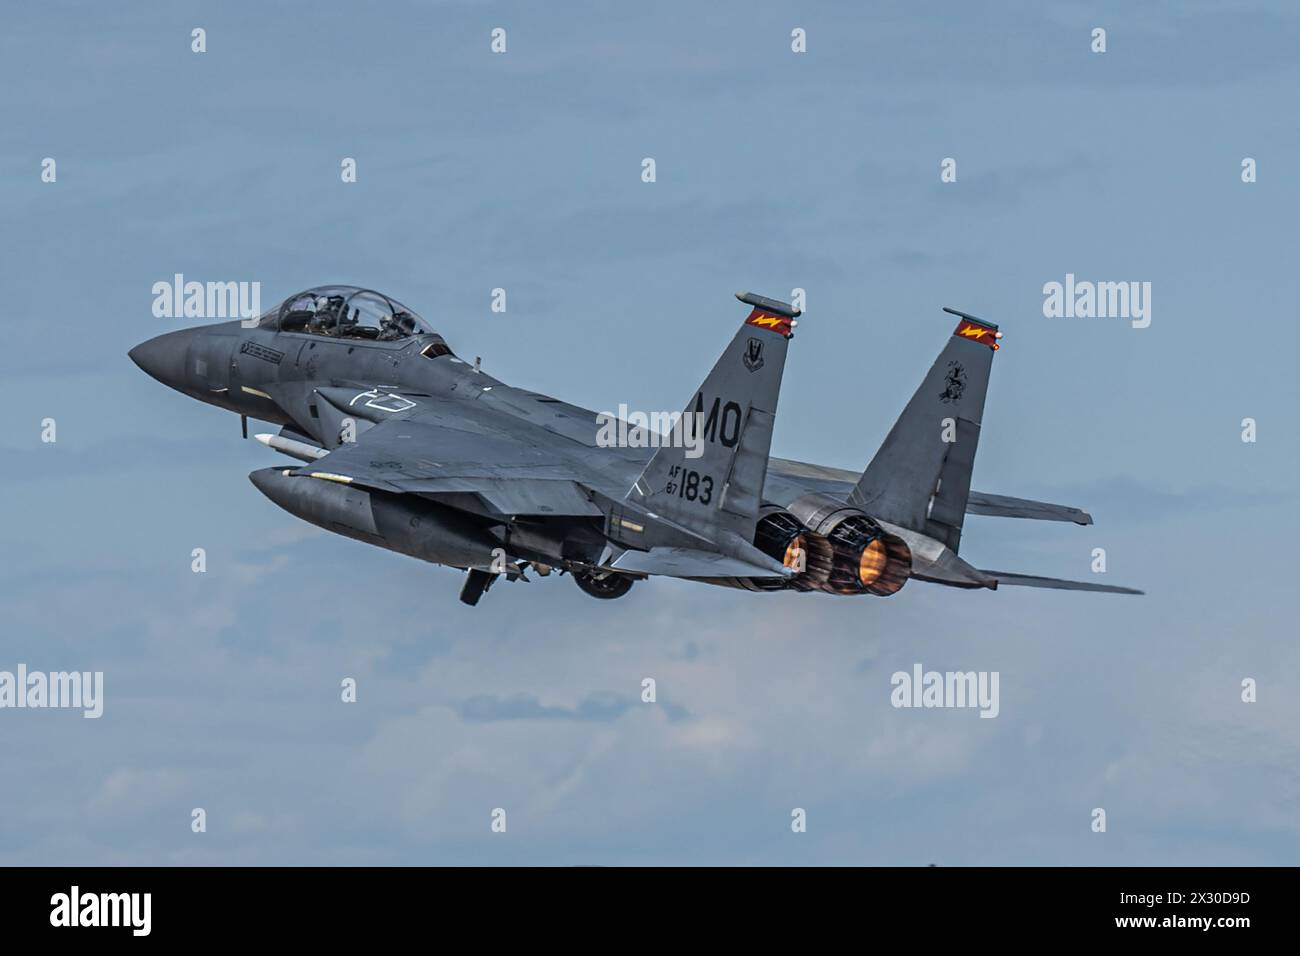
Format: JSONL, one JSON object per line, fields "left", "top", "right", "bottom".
{"left": 983, "top": 570, "right": 1143, "bottom": 595}
{"left": 966, "top": 492, "right": 1093, "bottom": 525}
{"left": 612, "top": 547, "right": 788, "bottom": 580}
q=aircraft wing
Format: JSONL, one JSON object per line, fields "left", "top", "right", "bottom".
{"left": 765, "top": 459, "right": 1093, "bottom": 524}
{"left": 288, "top": 417, "right": 603, "bottom": 517}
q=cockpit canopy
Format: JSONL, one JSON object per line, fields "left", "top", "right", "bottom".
{"left": 269, "top": 286, "right": 437, "bottom": 343}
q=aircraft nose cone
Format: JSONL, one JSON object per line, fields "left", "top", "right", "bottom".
{"left": 129, "top": 329, "right": 193, "bottom": 388}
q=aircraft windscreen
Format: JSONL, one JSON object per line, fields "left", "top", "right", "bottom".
{"left": 274, "top": 286, "right": 435, "bottom": 341}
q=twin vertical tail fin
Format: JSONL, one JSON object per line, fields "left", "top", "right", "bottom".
{"left": 849, "top": 308, "right": 1001, "bottom": 554}
{"left": 628, "top": 293, "right": 797, "bottom": 537}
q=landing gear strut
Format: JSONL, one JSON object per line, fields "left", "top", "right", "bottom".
{"left": 573, "top": 569, "right": 635, "bottom": 600}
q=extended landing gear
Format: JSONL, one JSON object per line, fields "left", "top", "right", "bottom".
{"left": 459, "top": 558, "right": 542, "bottom": 606}
{"left": 573, "top": 569, "right": 635, "bottom": 600}
{"left": 459, "top": 565, "right": 634, "bottom": 605}
{"left": 459, "top": 569, "right": 497, "bottom": 606}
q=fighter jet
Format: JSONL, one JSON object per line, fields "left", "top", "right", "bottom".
{"left": 129, "top": 286, "right": 1141, "bottom": 605}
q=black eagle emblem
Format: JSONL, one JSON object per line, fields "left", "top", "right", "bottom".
{"left": 939, "top": 360, "right": 966, "bottom": 404}
{"left": 743, "top": 337, "right": 765, "bottom": 373}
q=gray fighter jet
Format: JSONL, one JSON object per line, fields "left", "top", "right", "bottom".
{"left": 129, "top": 287, "right": 1141, "bottom": 605}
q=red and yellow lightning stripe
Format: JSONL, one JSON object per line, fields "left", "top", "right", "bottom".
{"left": 953, "top": 319, "right": 1001, "bottom": 350}
{"left": 745, "top": 309, "right": 795, "bottom": 337}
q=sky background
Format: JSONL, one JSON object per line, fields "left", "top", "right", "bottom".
{"left": 1, "top": 0, "right": 1297, "bottom": 865}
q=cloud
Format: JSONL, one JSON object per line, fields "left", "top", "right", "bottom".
{"left": 456, "top": 691, "right": 632, "bottom": 723}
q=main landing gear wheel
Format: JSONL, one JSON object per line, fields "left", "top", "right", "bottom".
{"left": 573, "top": 570, "right": 635, "bottom": 600}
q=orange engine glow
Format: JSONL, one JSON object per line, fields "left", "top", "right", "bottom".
{"left": 858, "top": 538, "right": 888, "bottom": 586}
{"left": 783, "top": 534, "right": 806, "bottom": 570}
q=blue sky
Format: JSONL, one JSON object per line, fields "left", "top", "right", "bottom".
{"left": 1, "top": 0, "right": 1297, "bottom": 864}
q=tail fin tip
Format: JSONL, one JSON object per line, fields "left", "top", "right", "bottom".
{"left": 941, "top": 306, "right": 997, "bottom": 329}
{"left": 736, "top": 291, "right": 801, "bottom": 318}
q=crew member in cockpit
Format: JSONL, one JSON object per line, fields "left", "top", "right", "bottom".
{"left": 378, "top": 311, "right": 417, "bottom": 341}
{"left": 393, "top": 311, "right": 417, "bottom": 337}
{"left": 337, "top": 307, "right": 360, "bottom": 337}
{"left": 310, "top": 295, "right": 346, "bottom": 334}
